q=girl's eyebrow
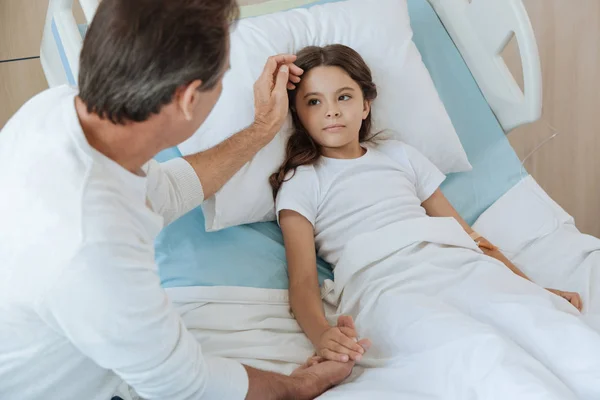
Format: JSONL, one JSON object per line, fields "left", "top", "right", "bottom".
{"left": 303, "top": 87, "right": 355, "bottom": 99}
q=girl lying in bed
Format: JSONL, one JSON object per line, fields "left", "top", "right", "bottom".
{"left": 271, "top": 44, "right": 600, "bottom": 399}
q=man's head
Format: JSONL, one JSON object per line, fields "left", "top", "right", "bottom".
{"left": 78, "top": 0, "right": 238, "bottom": 146}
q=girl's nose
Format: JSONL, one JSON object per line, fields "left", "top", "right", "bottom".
{"left": 326, "top": 109, "right": 341, "bottom": 118}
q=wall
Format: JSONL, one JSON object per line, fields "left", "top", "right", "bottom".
{"left": 503, "top": 0, "right": 600, "bottom": 237}
{"left": 0, "top": 0, "right": 49, "bottom": 127}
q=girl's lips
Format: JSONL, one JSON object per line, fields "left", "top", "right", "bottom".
{"left": 323, "top": 124, "right": 346, "bottom": 132}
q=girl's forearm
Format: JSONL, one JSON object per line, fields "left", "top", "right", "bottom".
{"left": 290, "top": 283, "right": 331, "bottom": 346}
{"left": 483, "top": 247, "right": 531, "bottom": 281}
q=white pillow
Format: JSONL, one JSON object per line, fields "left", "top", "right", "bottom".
{"left": 178, "top": 0, "right": 472, "bottom": 231}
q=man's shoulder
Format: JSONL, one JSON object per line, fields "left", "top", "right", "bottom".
{"left": 0, "top": 85, "right": 88, "bottom": 187}
{"left": 2, "top": 85, "right": 78, "bottom": 133}
{"left": 0, "top": 86, "right": 93, "bottom": 264}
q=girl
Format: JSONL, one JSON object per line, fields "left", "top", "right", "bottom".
{"left": 271, "top": 44, "right": 600, "bottom": 399}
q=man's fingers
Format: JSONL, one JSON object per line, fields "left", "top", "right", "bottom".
{"left": 264, "top": 55, "right": 300, "bottom": 79}
{"left": 270, "top": 54, "right": 297, "bottom": 65}
{"left": 306, "top": 355, "right": 324, "bottom": 367}
{"left": 273, "top": 65, "right": 290, "bottom": 95}
{"left": 257, "top": 55, "right": 302, "bottom": 90}
{"left": 287, "top": 73, "right": 301, "bottom": 90}
{"left": 321, "top": 348, "right": 350, "bottom": 363}
{"left": 288, "top": 63, "right": 304, "bottom": 77}
{"left": 268, "top": 54, "right": 302, "bottom": 76}
{"left": 358, "top": 338, "right": 372, "bottom": 351}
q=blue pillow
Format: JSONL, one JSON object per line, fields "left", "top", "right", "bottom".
{"left": 155, "top": 147, "right": 334, "bottom": 289}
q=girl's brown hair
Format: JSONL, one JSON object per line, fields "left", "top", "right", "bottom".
{"left": 269, "top": 44, "right": 378, "bottom": 198}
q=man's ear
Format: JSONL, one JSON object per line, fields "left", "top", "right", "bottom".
{"left": 176, "top": 79, "right": 203, "bottom": 121}
{"left": 362, "top": 100, "right": 371, "bottom": 120}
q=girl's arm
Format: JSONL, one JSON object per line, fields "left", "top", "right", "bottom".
{"left": 279, "top": 210, "right": 366, "bottom": 362}
{"left": 422, "top": 189, "right": 530, "bottom": 281}
{"left": 422, "top": 189, "right": 583, "bottom": 310}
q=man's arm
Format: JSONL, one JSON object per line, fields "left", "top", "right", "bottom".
{"left": 183, "top": 122, "right": 274, "bottom": 200}
{"left": 146, "top": 55, "right": 302, "bottom": 224}
{"left": 144, "top": 122, "right": 277, "bottom": 225}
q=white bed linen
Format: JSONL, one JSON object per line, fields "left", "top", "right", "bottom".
{"left": 165, "top": 176, "right": 600, "bottom": 399}
{"left": 472, "top": 176, "right": 600, "bottom": 331}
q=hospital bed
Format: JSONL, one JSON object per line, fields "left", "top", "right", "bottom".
{"left": 41, "top": 0, "right": 600, "bottom": 398}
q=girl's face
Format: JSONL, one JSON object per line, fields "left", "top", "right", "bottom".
{"left": 295, "top": 66, "right": 371, "bottom": 157}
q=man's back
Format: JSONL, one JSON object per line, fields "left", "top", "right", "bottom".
{"left": 0, "top": 86, "right": 250, "bottom": 400}
{"left": 0, "top": 86, "right": 126, "bottom": 398}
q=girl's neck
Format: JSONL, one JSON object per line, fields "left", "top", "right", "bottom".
{"left": 320, "top": 141, "right": 366, "bottom": 160}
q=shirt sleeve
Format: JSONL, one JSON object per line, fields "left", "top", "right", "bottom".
{"left": 144, "top": 158, "right": 204, "bottom": 226}
{"left": 36, "top": 242, "right": 249, "bottom": 400}
{"left": 275, "top": 166, "right": 319, "bottom": 227}
{"left": 402, "top": 143, "right": 446, "bottom": 202}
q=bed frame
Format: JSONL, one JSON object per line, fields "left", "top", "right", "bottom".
{"left": 40, "top": 0, "right": 542, "bottom": 133}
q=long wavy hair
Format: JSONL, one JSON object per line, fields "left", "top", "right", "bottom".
{"left": 269, "top": 44, "right": 378, "bottom": 198}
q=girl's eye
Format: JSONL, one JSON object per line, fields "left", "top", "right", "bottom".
{"left": 339, "top": 95, "right": 351, "bottom": 101}
{"left": 308, "top": 99, "right": 320, "bottom": 106}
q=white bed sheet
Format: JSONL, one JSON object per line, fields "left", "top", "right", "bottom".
{"left": 165, "top": 176, "right": 600, "bottom": 397}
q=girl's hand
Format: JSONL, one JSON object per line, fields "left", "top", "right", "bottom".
{"left": 316, "top": 316, "right": 370, "bottom": 362}
{"left": 546, "top": 288, "right": 583, "bottom": 311}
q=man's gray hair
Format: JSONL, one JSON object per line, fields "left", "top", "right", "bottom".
{"left": 78, "top": 0, "right": 239, "bottom": 124}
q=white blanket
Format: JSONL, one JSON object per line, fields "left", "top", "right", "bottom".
{"left": 332, "top": 216, "right": 600, "bottom": 399}
{"left": 166, "top": 176, "right": 600, "bottom": 399}
{"left": 473, "top": 176, "right": 600, "bottom": 331}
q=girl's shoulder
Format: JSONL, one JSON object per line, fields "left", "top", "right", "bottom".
{"left": 280, "top": 165, "right": 320, "bottom": 193}
{"left": 283, "top": 164, "right": 318, "bottom": 181}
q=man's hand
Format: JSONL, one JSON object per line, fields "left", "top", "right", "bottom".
{"left": 253, "top": 54, "right": 303, "bottom": 141}
{"left": 290, "top": 358, "right": 355, "bottom": 399}
{"left": 291, "top": 328, "right": 371, "bottom": 400}
{"left": 316, "top": 316, "right": 370, "bottom": 363}
{"left": 244, "top": 317, "right": 370, "bottom": 400}
{"left": 183, "top": 54, "right": 302, "bottom": 200}
{"left": 546, "top": 288, "right": 583, "bottom": 311}
{"left": 244, "top": 357, "right": 355, "bottom": 400}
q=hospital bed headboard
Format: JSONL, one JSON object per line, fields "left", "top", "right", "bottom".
{"left": 40, "top": 0, "right": 542, "bottom": 133}
{"left": 428, "top": 0, "right": 542, "bottom": 131}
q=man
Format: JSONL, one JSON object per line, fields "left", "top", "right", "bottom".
{"left": 0, "top": 0, "right": 364, "bottom": 399}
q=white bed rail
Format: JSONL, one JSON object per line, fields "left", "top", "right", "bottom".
{"left": 40, "top": 0, "right": 542, "bottom": 132}
{"left": 40, "top": 0, "right": 98, "bottom": 87}
{"left": 428, "top": 0, "right": 542, "bottom": 132}
{"left": 77, "top": 0, "right": 99, "bottom": 22}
